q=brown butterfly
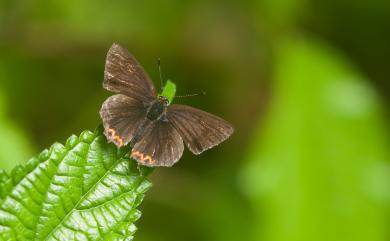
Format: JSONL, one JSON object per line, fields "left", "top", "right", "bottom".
{"left": 100, "top": 43, "right": 234, "bottom": 167}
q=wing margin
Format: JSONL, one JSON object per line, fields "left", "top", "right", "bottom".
{"left": 167, "top": 104, "right": 234, "bottom": 154}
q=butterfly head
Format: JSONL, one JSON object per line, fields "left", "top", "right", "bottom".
{"left": 158, "top": 95, "right": 169, "bottom": 106}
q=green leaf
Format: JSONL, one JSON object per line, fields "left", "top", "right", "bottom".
{"left": 0, "top": 127, "right": 152, "bottom": 241}
{"left": 160, "top": 80, "right": 176, "bottom": 104}
{"left": 242, "top": 38, "right": 390, "bottom": 241}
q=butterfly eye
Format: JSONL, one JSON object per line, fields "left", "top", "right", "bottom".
{"left": 158, "top": 96, "right": 169, "bottom": 105}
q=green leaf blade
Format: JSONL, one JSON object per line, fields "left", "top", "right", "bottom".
{"left": 0, "top": 128, "right": 151, "bottom": 241}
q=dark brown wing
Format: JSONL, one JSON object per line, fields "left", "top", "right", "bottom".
{"left": 166, "top": 104, "right": 234, "bottom": 154}
{"left": 100, "top": 94, "right": 147, "bottom": 147}
{"left": 104, "top": 43, "right": 156, "bottom": 102}
{"left": 130, "top": 120, "right": 184, "bottom": 167}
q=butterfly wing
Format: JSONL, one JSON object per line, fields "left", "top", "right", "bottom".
{"left": 100, "top": 94, "right": 147, "bottom": 147}
{"left": 166, "top": 104, "right": 234, "bottom": 154}
{"left": 104, "top": 43, "right": 157, "bottom": 102}
{"left": 130, "top": 120, "right": 184, "bottom": 167}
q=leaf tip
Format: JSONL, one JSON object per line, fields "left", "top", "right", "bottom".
{"left": 0, "top": 169, "right": 9, "bottom": 182}
{"left": 38, "top": 148, "right": 50, "bottom": 160}
{"left": 11, "top": 164, "right": 26, "bottom": 185}
{"left": 136, "top": 179, "right": 152, "bottom": 194}
{"left": 65, "top": 135, "right": 78, "bottom": 148}
{"left": 80, "top": 130, "right": 95, "bottom": 143}
{"left": 49, "top": 142, "right": 67, "bottom": 161}
{"left": 25, "top": 157, "right": 40, "bottom": 173}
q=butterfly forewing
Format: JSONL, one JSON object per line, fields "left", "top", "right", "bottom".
{"left": 104, "top": 43, "right": 156, "bottom": 103}
{"left": 131, "top": 120, "right": 184, "bottom": 167}
{"left": 100, "top": 94, "right": 147, "bottom": 147}
{"left": 167, "top": 104, "right": 234, "bottom": 155}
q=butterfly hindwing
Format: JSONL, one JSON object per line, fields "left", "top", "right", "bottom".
{"left": 104, "top": 43, "right": 156, "bottom": 103}
{"left": 100, "top": 94, "right": 147, "bottom": 147}
{"left": 167, "top": 104, "right": 234, "bottom": 155}
{"left": 131, "top": 120, "right": 184, "bottom": 167}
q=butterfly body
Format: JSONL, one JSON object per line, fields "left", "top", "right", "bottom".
{"left": 128, "top": 97, "right": 168, "bottom": 146}
{"left": 100, "top": 43, "right": 234, "bottom": 167}
{"left": 146, "top": 96, "right": 168, "bottom": 121}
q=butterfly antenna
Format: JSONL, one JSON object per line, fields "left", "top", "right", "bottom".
{"left": 175, "top": 91, "right": 206, "bottom": 98}
{"left": 157, "top": 58, "right": 164, "bottom": 90}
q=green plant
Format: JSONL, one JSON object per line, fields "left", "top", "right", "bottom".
{"left": 0, "top": 80, "right": 178, "bottom": 240}
{"left": 0, "top": 126, "right": 152, "bottom": 241}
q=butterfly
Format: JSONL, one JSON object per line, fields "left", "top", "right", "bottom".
{"left": 100, "top": 43, "right": 234, "bottom": 167}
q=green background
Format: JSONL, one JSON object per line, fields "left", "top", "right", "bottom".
{"left": 0, "top": 0, "right": 389, "bottom": 240}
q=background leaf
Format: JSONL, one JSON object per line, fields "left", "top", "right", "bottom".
{"left": 0, "top": 90, "right": 35, "bottom": 171}
{"left": 0, "top": 127, "right": 152, "bottom": 241}
{"left": 242, "top": 37, "right": 390, "bottom": 241}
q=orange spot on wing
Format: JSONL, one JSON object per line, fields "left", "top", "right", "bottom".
{"left": 131, "top": 151, "right": 156, "bottom": 165}
{"left": 107, "top": 128, "right": 124, "bottom": 147}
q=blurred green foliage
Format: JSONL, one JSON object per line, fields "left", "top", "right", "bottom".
{"left": 242, "top": 38, "right": 390, "bottom": 241}
{"left": 0, "top": 91, "right": 34, "bottom": 171}
{"left": 0, "top": 0, "right": 389, "bottom": 240}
